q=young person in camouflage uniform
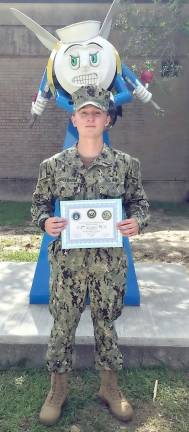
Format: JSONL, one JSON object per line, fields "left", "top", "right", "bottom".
{"left": 31, "top": 86, "right": 149, "bottom": 426}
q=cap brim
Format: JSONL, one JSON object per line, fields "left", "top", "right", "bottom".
{"left": 75, "top": 101, "right": 107, "bottom": 111}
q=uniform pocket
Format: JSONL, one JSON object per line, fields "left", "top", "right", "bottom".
{"left": 99, "top": 180, "right": 125, "bottom": 198}
{"left": 48, "top": 239, "right": 86, "bottom": 271}
{"left": 56, "top": 178, "right": 81, "bottom": 199}
{"left": 87, "top": 247, "right": 127, "bottom": 274}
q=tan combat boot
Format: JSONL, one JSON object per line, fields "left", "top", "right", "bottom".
{"left": 39, "top": 372, "right": 68, "bottom": 426}
{"left": 98, "top": 370, "right": 133, "bottom": 422}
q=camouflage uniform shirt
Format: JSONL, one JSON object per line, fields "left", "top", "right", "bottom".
{"left": 31, "top": 144, "right": 149, "bottom": 232}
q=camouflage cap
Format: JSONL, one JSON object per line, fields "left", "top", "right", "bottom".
{"left": 72, "top": 86, "right": 111, "bottom": 112}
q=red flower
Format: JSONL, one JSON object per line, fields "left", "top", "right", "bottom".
{"left": 140, "top": 70, "right": 154, "bottom": 84}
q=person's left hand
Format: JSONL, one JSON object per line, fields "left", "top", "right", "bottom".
{"left": 117, "top": 218, "right": 139, "bottom": 237}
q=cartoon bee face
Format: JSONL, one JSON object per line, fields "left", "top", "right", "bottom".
{"left": 53, "top": 36, "right": 116, "bottom": 95}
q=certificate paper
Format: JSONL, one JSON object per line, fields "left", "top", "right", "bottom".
{"left": 60, "top": 199, "right": 123, "bottom": 249}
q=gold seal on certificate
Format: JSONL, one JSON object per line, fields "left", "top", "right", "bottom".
{"left": 60, "top": 199, "right": 123, "bottom": 249}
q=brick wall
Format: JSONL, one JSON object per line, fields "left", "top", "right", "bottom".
{"left": 0, "top": 2, "right": 189, "bottom": 202}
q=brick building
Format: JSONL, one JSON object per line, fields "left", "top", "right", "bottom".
{"left": 0, "top": 1, "right": 189, "bottom": 202}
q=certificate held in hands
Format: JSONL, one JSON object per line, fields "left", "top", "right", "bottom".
{"left": 60, "top": 199, "right": 123, "bottom": 249}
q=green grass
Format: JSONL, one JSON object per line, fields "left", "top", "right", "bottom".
{"left": 0, "top": 234, "right": 41, "bottom": 262}
{"left": 0, "top": 201, "right": 32, "bottom": 226}
{"left": 0, "top": 367, "right": 188, "bottom": 432}
{"left": 150, "top": 201, "right": 189, "bottom": 216}
{"left": 0, "top": 251, "right": 39, "bottom": 262}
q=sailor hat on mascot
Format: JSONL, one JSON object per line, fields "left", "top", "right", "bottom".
{"left": 11, "top": 0, "right": 161, "bottom": 121}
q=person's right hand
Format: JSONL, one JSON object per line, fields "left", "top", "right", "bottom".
{"left": 44, "top": 217, "right": 68, "bottom": 237}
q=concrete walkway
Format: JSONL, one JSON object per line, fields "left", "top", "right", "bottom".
{"left": 0, "top": 262, "right": 189, "bottom": 369}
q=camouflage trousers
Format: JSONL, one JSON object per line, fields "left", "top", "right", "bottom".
{"left": 46, "top": 240, "right": 127, "bottom": 374}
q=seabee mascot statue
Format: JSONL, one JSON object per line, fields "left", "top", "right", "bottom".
{"left": 11, "top": 0, "right": 159, "bottom": 305}
{"left": 11, "top": 0, "right": 160, "bottom": 121}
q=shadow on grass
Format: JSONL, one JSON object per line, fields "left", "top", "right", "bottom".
{"left": 0, "top": 201, "right": 32, "bottom": 226}
{"left": 150, "top": 201, "right": 189, "bottom": 217}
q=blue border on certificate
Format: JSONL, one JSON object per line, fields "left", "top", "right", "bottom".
{"left": 60, "top": 199, "right": 123, "bottom": 249}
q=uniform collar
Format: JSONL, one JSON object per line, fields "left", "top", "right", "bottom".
{"left": 93, "top": 145, "right": 113, "bottom": 166}
{"left": 62, "top": 144, "right": 113, "bottom": 167}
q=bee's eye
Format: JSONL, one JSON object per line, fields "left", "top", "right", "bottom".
{"left": 89, "top": 52, "right": 99, "bottom": 66}
{"left": 70, "top": 56, "right": 80, "bottom": 69}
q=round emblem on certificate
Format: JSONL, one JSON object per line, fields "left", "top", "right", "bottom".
{"left": 72, "top": 212, "right": 80, "bottom": 220}
{"left": 87, "top": 209, "right": 96, "bottom": 219}
{"left": 102, "top": 210, "right": 112, "bottom": 220}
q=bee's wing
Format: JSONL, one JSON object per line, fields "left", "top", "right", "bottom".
{"left": 10, "top": 8, "right": 59, "bottom": 51}
{"left": 99, "top": 0, "right": 121, "bottom": 39}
